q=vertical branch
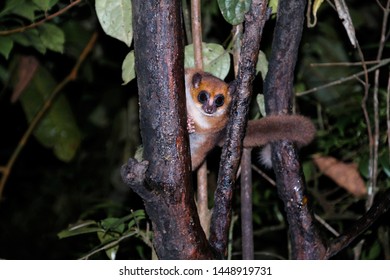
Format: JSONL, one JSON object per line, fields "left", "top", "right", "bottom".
{"left": 263, "top": 0, "right": 326, "bottom": 259}
{"left": 190, "top": 0, "right": 210, "bottom": 236}
{"left": 241, "top": 148, "right": 254, "bottom": 259}
{"left": 209, "top": 0, "right": 268, "bottom": 257}
{"left": 125, "top": 0, "right": 213, "bottom": 259}
{"left": 366, "top": 0, "right": 390, "bottom": 209}
{"left": 232, "top": 23, "right": 254, "bottom": 259}
{"left": 182, "top": 0, "right": 192, "bottom": 44}
{"left": 191, "top": 0, "right": 203, "bottom": 69}
{"left": 387, "top": 74, "right": 390, "bottom": 160}
{"left": 232, "top": 24, "right": 244, "bottom": 76}
{"left": 323, "top": 3, "right": 390, "bottom": 258}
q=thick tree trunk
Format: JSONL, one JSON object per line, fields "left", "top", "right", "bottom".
{"left": 124, "top": 0, "right": 214, "bottom": 259}
{"left": 263, "top": 0, "right": 327, "bottom": 259}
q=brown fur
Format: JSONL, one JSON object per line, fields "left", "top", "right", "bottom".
{"left": 185, "top": 69, "right": 233, "bottom": 170}
{"left": 185, "top": 69, "right": 316, "bottom": 170}
{"left": 243, "top": 115, "right": 316, "bottom": 147}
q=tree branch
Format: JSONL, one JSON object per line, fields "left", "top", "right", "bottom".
{"left": 0, "top": 0, "right": 82, "bottom": 36}
{"left": 0, "top": 32, "right": 98, "bottom": 199}
{"left": 122, "top": 0, "right": 213, "bottom": 259}
{"left": 296, "top": 58, "right": 390, "bottom": 96}
{"left": 209, "top": 0, "right": 268, "bottom": 258}
{"left": 241, "top": 148, "right": 254, "bottom": 259}
{"left": 325, "top": 189, "right": 390, "bottom": 259}
{"left": 263, "top": 0, "right": 326, "bottom": 259}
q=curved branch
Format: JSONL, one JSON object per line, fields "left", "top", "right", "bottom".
{"left": 263, "top": 0, "right": 326, "bottom": 259}
{"left": 0, "top": 32, "right": 98, "bottom": 199}
{"left": 209, "top": 0, "right": 268, "bottom": 258}
{"left": 325, "top": 189, "right": 390, "bottom": 259}
{"left": 0, "top": 0, "right": 82, "bottom": 36}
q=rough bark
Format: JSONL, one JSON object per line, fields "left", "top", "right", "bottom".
{"left": 325, "top": 189, "right": 390, "bottom": 258}
{"left": 209, "top": 0, "right": 268, "bottom": 258}
{"left": 122, "top": 0, "right": 213, "bottom": 259}
{"left": 241, "top": 148, "right": 254, "bottom": 260}
{"left": 263, "top": 0, "right": 327, "bottom": 259}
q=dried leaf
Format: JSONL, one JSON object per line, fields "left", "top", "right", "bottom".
{"left": 313, "top": 155, "right": 366, "bottom": 197}
{"left": 12, "top": 56, "right": 39, "bottom": 103}
{"left": 334, "top": 0, "right": 357, "bottom": 47}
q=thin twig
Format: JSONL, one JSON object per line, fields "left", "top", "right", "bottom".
{"left": 326, "top": 0, "right": 336, "bottom": 10}
{"left": 251, "top": 164, "right": 276, "bottom": 186}
{"left": 0, "top": 0, "right": 82, "bottom": 36}
{"left": 232, "top": 24, "right": 243, "bottom": 76}
{"left": 314, "top": 214, "right": 340, "bottom": 237}
{"left": 191, "top": 0, "right": 203, "bottom": 69}
{"left": 251, "top": 165, "right": 340, "bottom": 238}
{"left": 325, "top": 189, "right": 390, "bottom": 259}
{"left": 0, "top": 32, "right": 98, "bottom": 199}
{"left": 377, "top": 0, "right": 386, "bottom": 11}
{"left": 197, "top": 162, "right": 210, "bottom": 237}
{"left": 182, "top": 0, "right": 192, "bottom": 44}
{"left": 80, "top": 230, "right": 140, "bottom": 260}
{"left": 190, "top": 0, "right": 209, "bottom": 236}
{"left": 296, "top": 58, "right": 390, "bottom": 96}
{"left": 387, "top": 74, "right": 390, "bottom": 161}
{"left": 366, "top": 0, "right": 390, "bottom": 209}
{"left": 310, "top": 60, "right": 380, "bottom": 67}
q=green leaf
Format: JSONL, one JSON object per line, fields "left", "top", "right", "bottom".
{"left": 39, "top": 23, "right": 65, "bottom": 53}
{"left": 10, "top": 29, "right": 47, "bottom": 54}
{"left": 358, "top": 156, "right": 370, "bottom": 179}
{"left": 32, "top": 0, "right": 58, "bottom": 11}
{"left": 0, "top": 36, "right": 14, "bottom": 59}
{"left": 101, "top": 217, "right": 126, "bottom": 233}
{"left": 379, "top": 153, "right": 390, "bottom": 178}
{"left": 255, "top": 50, "right": 268, "bottom": 80}
{"left": 128, "top": 209, "right": 146, "bottom": 228}
{"left": 122, "top": 50, "right": 135, "bottom": 85}
{"left": 17, "top": 65, "right": 82, "bottom": 162}
{"left": 11, "top": 1, "right": 39, "bottom": 21}
{"left": 362, "top": 240, "right": 381, "bottom": 260}
{"left": 217, "top": 0, "right": 252, "bottom": 25}
{"left": 97, "top": 231, "right": 120, "bottom": 260}
{"left": 58, "top": 220, "right": 102, "bottom": 238}
{"left": 184, "top": 43, "right": 230, "bottom": 79}
{"left": 255, "top": 94, "right": 266, "bottom": 117}
{"left": 0, "top": 65, "right": 8, "bottom": 82}
{"left": 0, "top": 0, "right": 24, "bottom": 17}
{"left": 95, "top": 0, "right": 133, "bottom": 47}
{"left": 58, "top": 227, "right": 104, "bottom": 238}
{"left": 268, "top": 0, "right": 278, "bottom": 15}
{"left": 62, "top": 21, "right": 93, "bottom": 58}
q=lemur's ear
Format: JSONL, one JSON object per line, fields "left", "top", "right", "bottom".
{"left": 227, "top": 81, "right": 236, "bottom": 96}
{"left": 192, "top": 72, "right": 202, "bottom": 88}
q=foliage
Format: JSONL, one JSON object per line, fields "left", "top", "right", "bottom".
{"left": 58, "top": 209, "right": 152, "bottom": 260}
{"left": 0, "top": 0, "right": 389, "bottom": 259}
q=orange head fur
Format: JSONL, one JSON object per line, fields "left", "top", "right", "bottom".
{"left": 185, "top": 69, "right": 234, "bottom": 132}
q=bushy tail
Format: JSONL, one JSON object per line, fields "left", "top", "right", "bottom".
{"left": 243, "top": 115, "right": 316, "bottom": 148}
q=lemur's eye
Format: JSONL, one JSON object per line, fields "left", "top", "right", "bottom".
{"left": 214, "top": 94, "right": 225, "bottom": 107}
{"left": 198, "top": 91, "right": 209, "bottom": 104}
